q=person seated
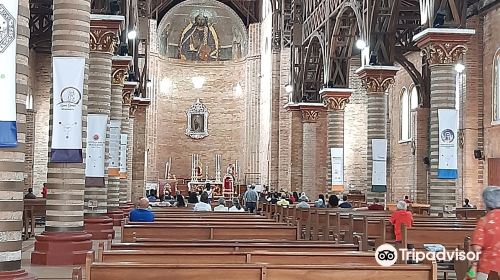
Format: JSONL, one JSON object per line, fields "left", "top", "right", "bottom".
{"left": 213, "top": 198, "right": 229, "bottom": 211}
{"left": 163, "top": 191, "right": 173, "bottom": 201}
{"left": 296, "top": 195, "right": 310, "bottom": 209}
{"left": 24, "top": 188, "right": 37, "bottom": 199}
{"left": 174, "top": 191, "right": 186, "bottom": 207}
{"left": 462, "top": 198, "right": 475, "bottom": 208}
{"left": 390, "top": 201, "right": 413, "bottom": 242}
{"left": 270, "top": 193, "right": 279, "bottom": 204}
{"left": 187, "top": 191, "right": 199, "bottom": 204}
{"left": 277, "top": 195, "right": 290, "bottom": 207}
{"left": 404, "top": 195, "right": 412, "bottom": 204}
{"left": 194, "top": 192, "right": 212, "bottom": 212}
{"left": 328, "top": 195, "right": 339, "bottom": 208}
{"left": 315, "top": 194, "right": 326, "bottom": 208}
{"left": 129, "top": 198, "right": 155, "bottom": 222}
{"left": 229, "top": 198, "right": 245, "bottom": 212}
{"left": 147, "top": 190, "right": 158, "bottom": 202}
{"left": 300, "top": 192, "right": 309, "bottom": 202}
{"left": 339, "top": 195, "right": 352, "bottom": 208}
{"left": 368, "top": 198, "right": 385, "bottom": 210}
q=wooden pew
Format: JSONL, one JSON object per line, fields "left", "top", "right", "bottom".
{"left": 122, "top": 224, "right": 299, "bottom": 242}
{"left": 455, "top": 208, "right": 486, "bottom": 219}
{"left": 88, "top": 262, "right": 438, "bottom": 280}
{"left": 402, "top": 224, "right": 474, "bottom": 249}
{"left": 99, "top": 250, "right": 377, "bottom": 265}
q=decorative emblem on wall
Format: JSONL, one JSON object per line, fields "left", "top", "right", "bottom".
{"left": 186, "top": 99, "right": 209, "bottom": 139}
{"left": 0, "top": 4, "right": 16, "bottom": 53}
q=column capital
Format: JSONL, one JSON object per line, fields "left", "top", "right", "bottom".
{"left": 355, "top": 66, "right": 399, "bottom": 94}
{"left": 414, "top": 28, "right": 475, "bottom": 66}
{"left": 90, "top": 15, "right": 125, "bottom": 54}
{"left": 123, "top": 81, "right": 138, "bottom": 105}
{"left": 298, "top": 103, "right": 324, "bottom": 123}
{"left": 320, "top": 88, "right": 354, "bottom": 110}
{"left": 111, "top": 56, "right": 132, "bottom": 86}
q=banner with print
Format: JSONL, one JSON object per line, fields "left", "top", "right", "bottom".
{"left": 51, "top": 57, "right": 85, "bottom": 162}
{"left": 371, "top": 139, "right": 387, "bottom": 192}
{"left": 108, "top": 120, "right": 121, "bottom": 176}
{"left": 438, "top": 109, "right": 458, "bottom": 179}
{"left": 330, "top": 148, "right": 344, "bottom": 192}
{"left": 85, "top": 114, "right": 107, "bottom": 177}
{"left": 119, "top": 133, "right": 128, "bottom": 178}
{"left": 0, "top": 2, "right": 19, "bottom": 147}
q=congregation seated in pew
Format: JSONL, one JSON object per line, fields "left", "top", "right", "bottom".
{"left": 194, "top": 192, "right": 212, "bottom": 212}
{"left": 315, "top": 194, "right": 326, "bottom": 208}
{"left": 175, "top": 191, "right": 187, "bottom": 207}
{"left": 339, "top": 195, "right": 352, "bottom": 209}
{"left": 187, "top": 191, "right": 199, "bottom": 204}
{"left": 129, "top": 198, "right": 155, "bottom": 222}
{"left": 296, "top": 195, "right": 310, "bottom": 209}
{"left": 328, "top": 195, "right": 339, "bottom": 207}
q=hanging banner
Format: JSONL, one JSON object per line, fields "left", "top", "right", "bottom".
{"left": 438, "top": 109, "right": 458, "bottom": 179}
{"left": 51, "top": 57, "right": 85, "bottom": 162}
{"left": 119, "top": 133, "right": 128, "bottom": 178}
{"left": 330, "top": 148, "right": 344, "bottom": 192}
{"left": 0, "top": 2, "right": 19, "bottom": 147}
{"left": 108, "top": 120, "right": 121, "bottom": 176}
{"left": 371, "top": 139, "right": 387, "bottom": 192}
{"left": 85, "top": 114, "right": 107, "bottom": 177}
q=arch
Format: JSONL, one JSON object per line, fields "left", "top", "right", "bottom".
{"left": 400, "top": 87, "right": 410, "bottom": 141}
{"left": 302, "top": 35, "right": 324, "bottom": 102}
{"left": 327, "top": 1, "right": 363, "bottom": 87}
{"left": 493, "top": 48, "right": 500, "bottom": 122}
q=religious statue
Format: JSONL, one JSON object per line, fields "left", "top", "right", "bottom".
{"left": 179, "top": 14, "right": 219, "bottom": 61}
{"left": 192, "top": 114, "right": 204, "bottom": 133}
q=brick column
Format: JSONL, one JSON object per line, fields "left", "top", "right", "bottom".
{"left": 299, "top": 103, "right": 326, "bottom": 199}
{"left": 414, "top": 28, "right": 474, "bottom": 212}
{"left": 356, "top": 66, "right": 399, "bottom": 203}
{"left": 119, "top": 82, "right": 137, "bottom": 213}
{"left": 32, "top": 0, "right": 93, "bottom": 265}
{"left": 285, "top": 104, "right": 303, "bottom": 192}
{"left": 0, "top": 0, "right": 36, "bottom": 277}
{"left": 107, "top": 57, "right": 131, "bottom": 225}
{"left": 131, "top": 99, "right": 150, "bottom": 203}
{"left": 83, "top": 15, "right": 123, "bottom": 240}
{"left": 127, "top": 105, "right": 137, "bottom": 202}
{"left": 320, "top": 88, "right": 353, "bottom": 193}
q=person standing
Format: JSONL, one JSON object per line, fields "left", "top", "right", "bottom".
{"left": 471, "top": 186, "right": 500, "bottom": 280}
{"left": 243, "top": 185, "right": 258, "bottom": 213}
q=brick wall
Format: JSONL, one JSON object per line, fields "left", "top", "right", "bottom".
{"left": 153, "top": 59, "right": 247, "bottom": 180}
{"left": 25, "top": 109, "right": 35, "bottom": 189}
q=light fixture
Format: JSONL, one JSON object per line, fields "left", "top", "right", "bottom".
{"left": 455, "top": 63, "right": 465, "bottom": 73}
{"left": 192, "top": 76, "right": 205, "bottom": 89}
{"left": 285, "top": 84, "right": 293, "bottom": 93}
{"left": 146, "top": 79, "right": 152, "bottom": 88}
{"left": 127, "top": 30, "right": 137, "bottom": 40}
{"left": 355, "top": 39, "right": 366, "bottom": 50}
{"left": 234, "top": 83, "right": 243, "bottom": 96}
{"left": 160, "top": 78, "right": 173, "bottom": 94}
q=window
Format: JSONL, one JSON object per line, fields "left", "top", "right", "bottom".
{"left": 493, "top": 49, "right": 500, "bottom": 123}
{"left": 401, "top": 88, "right": 410, "bottom": 141}
{"left": 410, "top": 87, "right": 418, "bottom": 110}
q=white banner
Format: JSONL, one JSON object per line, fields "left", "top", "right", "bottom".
{"left": 108, "top": 120, "right": 121, "bottom": 169}
{"left": 52, "top": 57, "right": 84, "bottom": 150}
{"left": 119, "top": 133, "right": 128, "bottom": 173}
{"left": 371, "top": 139, "right": 387, "bottom": 187}
{"left": 0, "top": 1, "right": 19, "bottom": 147}
{"left": 331, "top": 148, "right": 344, "bottom": 187}
{"left": 438, "top": 109, "right": 458, "bottom": 179}
{"left": 85, "top": 114, "right": 107, "bottom": 177}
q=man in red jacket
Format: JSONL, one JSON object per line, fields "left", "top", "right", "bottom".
{"left": 390, "top": 200, "right": 413, "bottom": 242}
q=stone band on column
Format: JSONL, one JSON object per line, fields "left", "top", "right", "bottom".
{"left": 321, "top": 88, "right": 353, "bottom": 193}
{"left": 414, "top": 28, "right": 474, "bottom": 212}
{"left": 356, "top": 66, "right": 398, "bottom": 203}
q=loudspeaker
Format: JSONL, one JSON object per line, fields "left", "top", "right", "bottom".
{"left": 423, "top": 157, "right": 430, "bottom": 165}
{"left": 474, "top": 149, "right": 484, "bottom": 160}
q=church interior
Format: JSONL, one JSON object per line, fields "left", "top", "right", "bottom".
{"left": 0, "top": 0, "right": 499, "bottom": 279}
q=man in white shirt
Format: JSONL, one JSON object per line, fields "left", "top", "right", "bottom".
{"left": 229, "top": 198, "right": 245, "bottom": 212}
{"left": 213, "top": 198, "right": 228, "bottom": 211}
{"left": 194, "top": 192, "right": 212, "bottom": 211}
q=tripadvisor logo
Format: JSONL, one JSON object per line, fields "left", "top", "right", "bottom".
{"left": 375, "top": 243, "right": 480, "bottom": 267}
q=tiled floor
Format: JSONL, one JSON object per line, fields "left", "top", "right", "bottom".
{"left": 21, "top": 226, "right": 122, "bottom": 279}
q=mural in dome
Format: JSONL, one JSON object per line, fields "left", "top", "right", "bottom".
{"left": 158, "top": 0, "right": 247, "bottom": 61}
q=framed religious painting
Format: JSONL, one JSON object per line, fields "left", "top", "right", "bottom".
{"left": 186, "top": 99, "right": 209, "bottom": 139}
